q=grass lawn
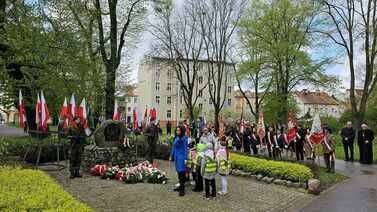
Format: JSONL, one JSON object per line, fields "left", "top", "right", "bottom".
{"left": 0, "top": 166, "right": 92, "bottom": 211}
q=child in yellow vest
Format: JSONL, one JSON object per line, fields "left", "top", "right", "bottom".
{"left": 186, "top": 141, "right": 196, "bottom": 185}
{"left": 193, "top": 143, "right": 205, "bottom": 192}
{"left": 216, "top": 137, "right": 231, "bottom": 195}
{"left": 201, "top": 142, "right": 217, "bottom": 200}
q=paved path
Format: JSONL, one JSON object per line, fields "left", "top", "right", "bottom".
{"left": 48, "top": 160, "right": 313, "bottom": 212}
{"left": 0, "top": 124, "right": 28, "bottom": 137}
{"left": 301, "top": 159, "right": 377, "bottom": 212}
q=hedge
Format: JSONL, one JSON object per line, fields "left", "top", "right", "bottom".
{"left": 0, "top": 166, "right": 92, "bottom": 211}
{"left": 230, "top": 153, "right": 314, "bottom": 182}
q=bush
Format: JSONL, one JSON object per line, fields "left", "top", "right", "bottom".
{"left": 0, "top": 166, "right": 92, "bottom": 211}
{"left": 230, "top": 153, "right": 314, "bottom": 182}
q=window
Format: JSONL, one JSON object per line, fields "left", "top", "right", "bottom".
{"left": 156, "top": 96, "right": 160, "bottom": 104}
{"left": 199, "top": 103, "right": 203, "bottom": 109}
{"left": 167, "top": 96, "right": 172, "bottom": 104}
{"left": 227, "top": 86, "right": 232, "bottom": 93}
{"left": 209, "top": 98, "right": 212, "bottom": 104}
{"left": 167, "top": 83, "right": 172, "bottom": 91}
{"left": 167, "top": 110, "right": 172, "bottom": 119}
{"left": 179, "top": 110, "right": 183, "bottom": 118}
{"left": 198, "top": 90, "right": 202, "bottom": 97}
{"left": 228, "top": 99, "right": 232, "bottom": 106}
{"left": 156, "top": 68, "right": 160, "bottom": 79}
{"left": 209, "top": 84, "right": 213, "bottom": 91}
{"left": 128, "top": 107, "right": 131, "bottom": 112}
{"left": 134, "top": 97, "right": 137, "bottom": 103}
{"left": 128, "top": 97, "right": 131, "bottom": 103}
{"left": 198, "top": 76, "right": 203, "bottom": 84}
{"left": 180, "top": 96, "right": 183, "bottom": 104}
{"left": 156, "top": 82, "right": 160, "bottom": 91}
{"left": 167, "top": 70, "right": 173, "bottom": 78}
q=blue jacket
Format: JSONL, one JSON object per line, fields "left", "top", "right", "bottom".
{"left": 171, "top": 135, "right": 188, "bottom": 172}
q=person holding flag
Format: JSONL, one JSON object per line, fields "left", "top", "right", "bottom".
{"left": 68, "top": 116, "right": 87, "bottom": 179}
{"left": 257, "top": 112, "right": 266, "bottom": 154}
{"left": 322, "top": 125, "right": 336, "bottom": 173}
{"left": 306, "top": 113, "right": 325, "bottom": 160}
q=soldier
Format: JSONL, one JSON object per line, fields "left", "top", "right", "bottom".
{"left": 322, "top": 126, "right": 336, "bottom": 173}
{"left": 144, "top": 120, "right": 159, "bottom": 163}
{"left": 68, "top": 117, "right": 86, "bottom": 179}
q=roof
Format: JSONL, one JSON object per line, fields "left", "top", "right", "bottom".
{"left": 295, "top": 90, "right": 339, "bottom": 105}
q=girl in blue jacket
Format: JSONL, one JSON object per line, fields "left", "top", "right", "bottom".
{"left": 170, "top": 126, "right": 188, "bottom": 196}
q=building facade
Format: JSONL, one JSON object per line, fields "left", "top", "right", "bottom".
{"left": 294, "top": 89, "right": 343, "bottom": 119}
{"left": 137, "top": 57, "right": 235, "bottom": 125}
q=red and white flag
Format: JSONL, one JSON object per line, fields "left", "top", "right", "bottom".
{"left": 69, "top": 94, "right": 76, "bottom": 127}
{"left": 133, "top": 108, "right": 138, "bottom": 129}
{"left": 35, "top": 93, "right": 41, "bottom": 127}
{"left": 60, "top": 97, "right": 69, "bottom": 129}
{"left": 18, "top": 90, "right": 26, "bottom": 128}
{"left": 309, "top": 113, "right": 324, "bottom": 145}
{"left": 240, "top": 119, "right": 245, "bottom": 134}
{"left": 142, "top": 107, "right": 148, "bottom": 128}
{"left": 113, "top": 99, "right": 121, "bottom": 121}
{"left": 218, "top": 116, "right": 225, "bottom": 137}
{"left": 40, "top": 91, "right": 49, "bottom": 131}
{"left": 149, "top": 107, "right": 157, "bottom": 122}
{"left": 257, "top": 112, "right": 266, "bottom": 144}
{"left": 77, "top": 98, "right": 91, "bottom": 136}
{"left": 287, "top": 112, "right": 297, "bottom": 143}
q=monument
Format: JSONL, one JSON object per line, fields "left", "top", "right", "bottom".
{"left": 82, "top": 120, "right": 137, "bottom": 171}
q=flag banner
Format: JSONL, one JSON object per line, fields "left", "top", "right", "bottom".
{"left": 133, "top": 108, "right": 138, "bottom": 129}
{"left": 40, "top": 91, "right": 49, "bottom": 131}
{"left": 18, "top": 90, "right": 26, "bottom": 128}
{"left": 60, "top": 97, "right": 69, "bottom": 129}
{"left": 240, "top": 119, "right": 245, "bottom": 134}
{"left": 35, "top": 93, "right": 41, "bottom": 128}
{"left": 77, "top": 98, "right": 91, "bottom": 136}
{"left": 287, "top": 112, "right": 297, "bottom": 143}
{"left": 309, "top": 113, "right": 324, "bottom": 145}
{"left": 113, "top": 100, "right": 121, "bottom": 121}
{"left": 257, "top": 112, "right": 266, "bottom": 144}
{"left": 69, "top": 94, "right": 76, "bottom": 127}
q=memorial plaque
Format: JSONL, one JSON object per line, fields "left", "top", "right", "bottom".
{"left": 94, "top": 120, "right": 125, "bottom": 147}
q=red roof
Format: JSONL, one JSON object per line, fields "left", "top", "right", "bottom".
{"left": 295, "top": 91, "right": 339, "bottom": 105}
{"left": 346, "top": 89, "right": 364, "bottom": 96}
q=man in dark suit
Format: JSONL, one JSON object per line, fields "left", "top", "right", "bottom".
{"left": 341, "top": 121, "right": 356, "bottom": 162}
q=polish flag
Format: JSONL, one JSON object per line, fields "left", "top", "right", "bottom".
{"left": 240, "top": 119, "right": 245, "bottom": 133}
{"left": 77, "top": 98, "right": 91, "bottom": 136}
{"left": 18, "top": 90, "right": 26, "bottom": 128}
{"left": 113, "top": 100, "right": 121, "bottom": 121}
{"left": 133, "top": 108, "right": 138, "bottom": 129}
{"left": 257, "top": 112, "right": 266, "bottom": 144}
{"left": 60, "top": 98, "right": 69, "bottom": 129}
{"left": 287, "top": 112, "right": 297, "bottom": 143}
{"left": 35, "top": 93, "right": 41, "bottom": 128}
{"left": 218, "top": 116, "right": 225, "bottom": 137}
{"left": 40, "top": 91, "right": 49, "bottom": 131}
{"left": 150, "top": 107, "right": 157, "bottom": 122}
{"left": 309, "top": 113, "right": 324, "bottom": 145}
{"left": 69, "top": 94, "right": 76, "bottom": 127}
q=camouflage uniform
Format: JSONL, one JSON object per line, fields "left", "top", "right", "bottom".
{"left": 69, "top": 123, "right": 86, "bottom": 177}
{"left": 144, "top": 123, "right": 159, "bottom": 163}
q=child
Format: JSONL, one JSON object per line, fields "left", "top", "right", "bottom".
{"left": 193, "top": 143, "right": 205, "bottom": 192}
{"left": 201, "top": 143, "right": 217, "bottom": 200}
{"left": 216, "top": 137, "right": 230, "bottom": 195}
{"left": 186, "top": 140, "right": 197, "bottom": 185}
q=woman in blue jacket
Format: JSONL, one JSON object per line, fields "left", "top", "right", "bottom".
{"left": 170, "top": 126, "right": 188, "bottom": 196}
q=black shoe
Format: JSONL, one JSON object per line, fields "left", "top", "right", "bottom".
{"left": 174, "top": 187, "right": 180, "bottom": 192}
{"left": 70, "top": 174, "right": 75, "bottom": 179}
{"left": 179, "top": 191, "right": 185, "bottom": 196}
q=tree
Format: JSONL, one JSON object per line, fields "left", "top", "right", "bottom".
{"left": 240, "top": 0, "right": 337, "bottom": 124}
{"left": 196, "top": 0, "right": 248, "bottom": 132}
{"left": 149, "top": 0, "right": 206, "bottom": 127}
{"left": 320, "top": 0, "right": 377, "bottom": 129}
{"left": 94, "top": 0, "right": 146, "bottom": 119}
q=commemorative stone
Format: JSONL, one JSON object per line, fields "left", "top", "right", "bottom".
{"left": 94, "top": 120, "right": 126, "bottom": 147}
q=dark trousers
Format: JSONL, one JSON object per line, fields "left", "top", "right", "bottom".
{"left": 343, "top": 142, "right": 354, "bottom": 160}
{"left": 204, "top": 178, "right": 216, "bottom": 198}
{"left": 251, "top": 144, "right": 258, "bottom": 155}
{"left": 324, "top": 153, "right": 335, "bottom": 173}
{"left": 69, "top": 143, "right": 83, "bottom": 175}
{"left": 194, "top": 169, "right": 203, "bottom": 191}
{"left": 178, "top": 172, "right": 186, "bottom": 193}
{"left": 296, "top": 143, "right": 304, "bottom": 161}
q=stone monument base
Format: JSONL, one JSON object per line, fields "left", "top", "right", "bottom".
{"left": 82, "top": 145, "right": 137, "bottom": 172}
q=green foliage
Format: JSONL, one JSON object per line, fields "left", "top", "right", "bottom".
{"left": 0, "top": 166, "right": 92, "bottom": 211}
{"left": 263, "top": 93, "right": 299, "bottom": 125}
{"left": 231, "top": 153, "right": 314, "bottom": 182}
{"left": 321, "top": 116, "right": 341, "bottom": 133}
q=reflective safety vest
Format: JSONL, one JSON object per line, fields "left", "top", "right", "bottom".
{"left": 218, "top": 155, "right": 231, "bottom": 175}
{"left": 205, "top": 156, "right": 217, "bottom": 174}
{"left": 186, "top": 150, "right": 193, "bottom": 168}
{"left": 227, "top": 137, "right": 233, "bottom": 148}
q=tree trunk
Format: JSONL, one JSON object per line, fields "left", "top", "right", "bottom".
{"left": 105, "top": 65, "right": 116, "bottom": 119}
{"left": 214, "top": 108, "right": 220, "bottom": 134}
